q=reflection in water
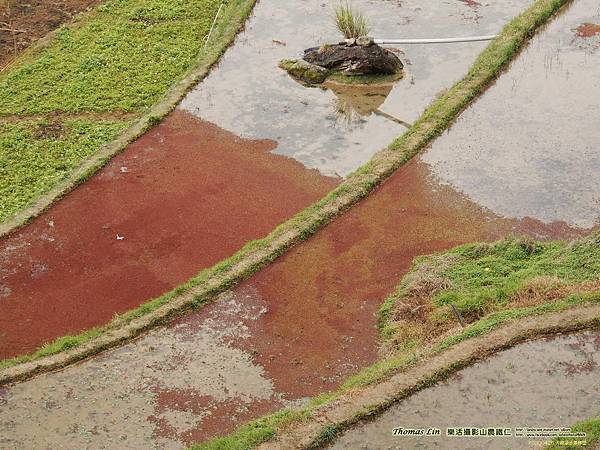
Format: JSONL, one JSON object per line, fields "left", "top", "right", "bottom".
{"left": 324, "top": 80, "right": 410, "bottom": 128}
{"left": 422, "top": 0, "right": 600, "bottom": 229}
{"left": 180, "top": 0, "right": 531, "bottom": 176}
{"left": 331, "top": 331, "right": 600, "bottom": 450}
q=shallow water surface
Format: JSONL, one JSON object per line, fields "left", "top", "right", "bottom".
{"left": 422, "top": 0, "right": 600, "bottom": 228}
{"left": 181, "top": 0, "right": 531, "bottom": 176}
{"left": 330, "top": 330, "right": 600, "bottom": 450}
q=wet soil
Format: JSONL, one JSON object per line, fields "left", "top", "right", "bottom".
{"left": 0, "top": 0, "right": 102, "bottom": 70}
{"left": 0, "top": 292, "right": 291, "bottom": 450}
{"left": 575, "top": 22, "right": 600, "bottom": 38}
{"left": 0, "top": 110, "right": 337, "bottom": 358}
{"left": 460, "top": 0, "right": 482, "bottom": 9}
{"left": 330, "top": 330, "right": 600, "bottom": 450}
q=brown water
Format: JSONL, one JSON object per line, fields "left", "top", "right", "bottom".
{"left": 330, "top": 330, "right": 600, "bottom": 450}
{"left": 0, "top": 110, "right": 337, "bottom": 359}
{"left": 0, "top": 0, "right": 531, "bottom": 358}
{"left": 0, "top": 157, "right": 582, "bottom": 449}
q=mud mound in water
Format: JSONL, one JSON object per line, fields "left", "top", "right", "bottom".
{"left": 304, "top": 40, "right": 403, "bottom": 76}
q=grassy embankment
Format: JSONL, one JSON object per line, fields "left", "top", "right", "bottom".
{"left": 546, "top": 418, "right": 600, "bottom": 450}
{"left": 196, "top": 233, "right": 600, "bottom": 449}
{"left": 0, "top": 0, "right": 575, "bottom": 382}
{"left": 0, "top": 0, "right": 255, "bottom": 223}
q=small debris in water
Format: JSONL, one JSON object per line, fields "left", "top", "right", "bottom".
{"left": 116, "top": 235, "right": 124, "bottom": 241}
{"left": 575, "top": 23, "right": 600, "bottom": 38}
{"left": 120, "top": 166, "right": 129, "bottom": 173}
{"left": 460, "top": 0, "right": 481, "bottom": 7}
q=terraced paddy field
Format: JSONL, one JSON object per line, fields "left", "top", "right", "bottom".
{"left": 0, "top": 0, "right": 533, "bottom": 359}
{"left": 0, "top": 0, "right": 599, "bottom": 448}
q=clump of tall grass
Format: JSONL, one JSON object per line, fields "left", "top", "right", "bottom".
{"left": 334, "top": 2, "right": 371, "bottom": 39}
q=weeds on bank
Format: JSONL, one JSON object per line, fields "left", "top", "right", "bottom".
{"left": 546, "top": 418, "right": 600, "bottom": 450}
{"left": 334, "top": 2, "right": 370, "bottom": 39}
{"left": 380, "top": 233, "right": 600, "bottom": 354}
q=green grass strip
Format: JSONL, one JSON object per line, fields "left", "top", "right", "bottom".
{"left": 546, "top": 418, "right": 600, "bottom": 450}
{"left": 0, "top": 0, "right": 572, "bottom": 383}
{"left": 0, "top": 0, "right": 256, "bottom": 223}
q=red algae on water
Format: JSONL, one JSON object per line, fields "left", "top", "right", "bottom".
{"left": 0, "top": 110, "right": 338, "bottom": 359}
{"left": 575, "top": 23, "right": 600, "bottom": 38}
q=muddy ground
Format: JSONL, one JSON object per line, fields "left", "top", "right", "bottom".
{"left": 331, "top": 330, "right": 600, "bottom": 449}
{"left": 0, "top": 0, "right": 101, "bottom": 70}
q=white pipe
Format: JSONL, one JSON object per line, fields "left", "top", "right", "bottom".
{"left": 204, "top": 2, "right": 225, "bottom": 49}
{"left": 373, "top": 35, "right": 497, "bottom": 45}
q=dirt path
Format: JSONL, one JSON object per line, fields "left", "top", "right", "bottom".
{"left": 0, "top": 0, "right": 102, "bottom": 70}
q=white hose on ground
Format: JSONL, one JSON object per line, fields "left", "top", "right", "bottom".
{"left": 373, "top": 35, "right": 498, "bottom": 45}
{"left": 204, "top": 1, "right": 225, "bottom": 49}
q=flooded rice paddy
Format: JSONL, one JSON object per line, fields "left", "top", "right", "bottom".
{"left": 181, "top": 0, "right": 532, "bottom": 176}
{"left": 0, "top": 0, "right": 530, "bottom": 358}
{"left": 1, "top": 0, "right": 600, "bottom": 448}
{"left": 422, "top": 0, "right": 600, "bottom": 229}
{"left": 330, "top": 330, "right": 600, "bottom": 450}
{"left": 0, "top": 111, "right": 337, "bottom": 359}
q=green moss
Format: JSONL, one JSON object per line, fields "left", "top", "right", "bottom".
{"left": 278, "top": 59, "right": 330, "bottom": 84}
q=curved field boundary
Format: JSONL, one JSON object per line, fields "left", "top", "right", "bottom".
{"left": 0, "top": 0, "right": 258, "bottom": 237}
{"left": 0, "top": 0, "right": 572, "bottom": 385}
{"left": 253, "top": 303, "right": 600, "bottom": 450}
